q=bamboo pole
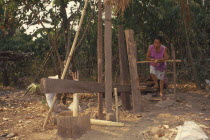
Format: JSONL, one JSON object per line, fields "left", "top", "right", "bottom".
{"left": 137, "top": 60, "right": 181, "bottom": 64}
{"left": 43, "top": 0, "right": 89, "bottom": 129}
{"left": 90, "top": 119, "right": 124, "bottom": 127}
{"left": 114, "top": 88, "right": 119, "bottom": 122}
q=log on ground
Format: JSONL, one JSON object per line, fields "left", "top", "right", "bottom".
{"left": 57, "top": 111, "right": 91, "bottom": 139}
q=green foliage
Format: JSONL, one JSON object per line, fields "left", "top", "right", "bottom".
{"left": 27, "top": 83, "right": 40, "bottom": 93}
{"left": 0, "top": 0, "right": 209, "bottom": 87}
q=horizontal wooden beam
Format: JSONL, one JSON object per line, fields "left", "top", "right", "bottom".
{"left": 40, "top": 78, "right": 131, "bottom": 93}
{"left": 137, "top": 60, "right": 181, "bottom": 64}
{"left": 40, "top": 78, "right": 155, "bottom": 93}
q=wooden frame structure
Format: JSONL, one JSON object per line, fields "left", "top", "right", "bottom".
{"left": 40, "top": 1, "right": 181, "bottom": 129}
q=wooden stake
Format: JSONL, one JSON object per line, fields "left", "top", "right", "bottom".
{"left": 97, "top": 0, "right": 103, "bottom": 119}
{"left": 114, "top": 88, "right": 119, "bottom": 122}
{"left": 72, "top": 71, "right": 79, "bottom": 117}
{"left": 125, "top": 29, "right": 141, "bottom": 113}
{"left": 73, "top": 93, "right": 79, "bottom": 117}
{"left": 43, "top": 0, "right": 89, "bottom": 129}
{"left": 171, "top": 44, "right": 177, "bottom": 100}
{"left": 104, "top": 3, "right": 112, "bottom": 114}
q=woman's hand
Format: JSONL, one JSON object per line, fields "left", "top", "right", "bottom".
{"left": 154, "top": 59, "right": 159, "bottom": 63}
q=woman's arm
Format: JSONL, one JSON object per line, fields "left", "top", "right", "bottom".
{"left": 146, "top": 47, "right": 154, "bottom": 61}
{"left": 157, "top": 48, "right": 169, "bottom": 62}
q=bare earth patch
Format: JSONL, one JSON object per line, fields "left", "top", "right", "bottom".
{"left": 0, "top": 84, "right": 210, "bottom": 140}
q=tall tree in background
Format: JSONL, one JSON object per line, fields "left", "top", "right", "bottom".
{"left": 180, "top": 0, "right": 201, "bottom": 88}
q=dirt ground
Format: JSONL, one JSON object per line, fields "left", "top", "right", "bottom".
{"left": 0, "top": 84, "right": 210, "bottom": 140}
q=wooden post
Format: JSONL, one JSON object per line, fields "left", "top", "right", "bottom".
{"left": 104, "top": 2, "right": 112, "bottom": 114}
{"left": 43, "top": 0, "right": 89, "bottom": 129}
{"left": 171, "top": 44, "right": 177, "bottom": 100}
{"left": 118, "top": 25, "right": 131, "bottom": 110}
{"left": 125, "top": 29, "right": 141, "bottom": 113}
{"left": 97, "top": 0, "right": 103, "bottom": 119}
{"left": 114, "top": 88, "right": 119, "bottom": 122}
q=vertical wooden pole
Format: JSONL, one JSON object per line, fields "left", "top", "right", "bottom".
{"left": 97, "top": 0, "right": 103, "bottom": 119}
{"left": 114, "top": 88, "right": 119, "bottom": 122}
{"left": 125, "top": 29, "right": 141, "bottom": 113}
{"left": 104, "top": 2, "right": 112, "bottom": 114}
{"left": 171, "top": 44, "right": 177, "bottom": 100}
{"left": 73, "top": 71, "right": 79, "bottom": 117}
{"left": 118, "top": 25, "right": 131, "bottom": 110}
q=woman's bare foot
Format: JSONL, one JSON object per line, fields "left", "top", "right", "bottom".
{"left": 160, "top": 92, "right": 166, "bottom": 100}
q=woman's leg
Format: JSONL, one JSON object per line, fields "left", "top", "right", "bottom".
{"left": 158, "top": 71, "right": 166, "bottom": 100}
{"left": 150, "top": 66, "right": 159, "bottom": 88}
{"left": 151, "top": 74, "right": 159, "bottom": 88}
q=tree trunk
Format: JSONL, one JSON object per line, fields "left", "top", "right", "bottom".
{"left": 59, "top": 0, "right": 69, "bottom": 54}
{"left": 57, "top": 111, "right": 90, "bottom": 139}
{"left": 184, "top": 21, "right": 201, "bottom": 89}
{"left": 2, "top": 63, "right": 9, "bottom": 87}
{"left": 104, "top": 2, "right": 112, "bottom": 114}
{"left": 97, "top": 0, "right": 104, "bottom": 119}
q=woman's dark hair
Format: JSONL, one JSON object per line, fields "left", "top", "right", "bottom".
{"left": 154, "top": 36, "right": 163, "bottom": 43}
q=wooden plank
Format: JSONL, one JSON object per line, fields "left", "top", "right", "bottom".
{"left": 97, "top": 0, "right": 103, "bottom": 119}
{"left": 104, "top": 3, "right": 112, "bottom": 113}
{"left": 125, "top": 29, "right": 141, "bottom": 113}
{"left": 137, "top": 60, "right": 181, "bottom": 63}
{"left": 118, "top": 25, "right": 131, "bottom": 110}
{"left": 40, "top": 78, "right": 131, "bottom": 93}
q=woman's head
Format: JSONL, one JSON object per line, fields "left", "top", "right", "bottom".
{"left": 154, "top": 36, "right": 162, "bottom": 48}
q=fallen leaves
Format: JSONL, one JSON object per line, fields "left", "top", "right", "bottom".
{"left": 3, "top": 117, "right": 10, "bottom": 121}
{"left": 157, "top": 113, "right": 172, "bottom": 118}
